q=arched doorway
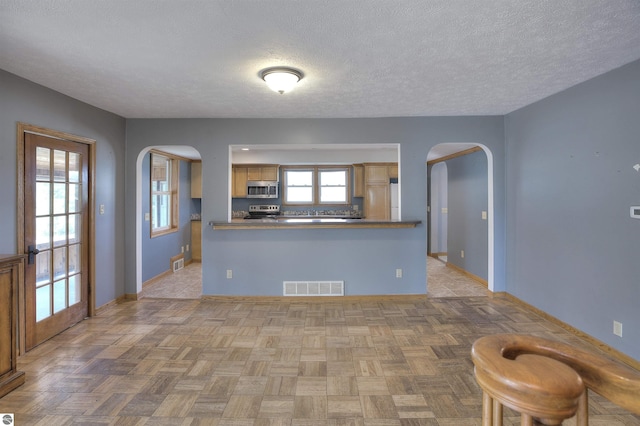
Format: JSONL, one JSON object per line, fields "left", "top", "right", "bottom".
{"left": 426, "top": 143, "right": 494, "bottom": 293}
{"left": 135, "top": 145, "right": 202, "bottom": 298}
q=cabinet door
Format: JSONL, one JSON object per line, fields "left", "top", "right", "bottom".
{"left": 247, "top": 167, "right": 262, "bottom": 181}
{"left": 260, "top": 166, "right": 279, "bottom": 181}
{"left": 365, "top": 165, "right": 389, "bottom": 183}
{"left": 191, "top": 221, "right": 202, "bottom": 261}
{"left": 365, "top": 184, "right": 390, "bottom": 220}
{"left": 191, "top": 162, "right": 202, "bottom": 198}
{"left": 232, "top": 167, "right": 248, "bottom": 198}
{"left": 353, "top": 164, "right": 364, "bottom": 197}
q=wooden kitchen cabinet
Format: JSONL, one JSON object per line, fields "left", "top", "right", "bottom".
{"left": 363, "top": 163, "right": 398, "bottom": 220}
{"left": 191, "top": 221, "right": 201, "bottom": 262}
{"left": 365, "top": 184, "right": 390, "bottom": 220}
{"left": 232, "top": 166, "right": 248, "bottom": 198}
{"left": 0, "top": 255, "right": 25, "bottom": 398}
{"left": 247, "top": 165, "right": 279, "bottom": 181}
{"left": 259, "top": 166, "right": 279, "bottom": 181}
{"left": 353, "top": 164, "right": 364, "bottom": 197}
{"left": 191, "top": 161, "right": 202, "bottom": 198}
{"left": 232, "top": 165, "right": 279, "bottom": 198}
{"left": 365, "top": 164, "right": 390, "bottom": 183}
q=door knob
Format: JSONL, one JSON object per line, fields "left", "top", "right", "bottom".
{"left": 27, "top": 245, "right": 40, "bottom": 264}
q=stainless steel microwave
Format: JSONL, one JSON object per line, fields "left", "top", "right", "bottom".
{"left": 247, "top": 181, "right": 279, "bottom": 198}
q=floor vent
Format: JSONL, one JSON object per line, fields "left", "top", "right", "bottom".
{"left": 172, "top": 257, "right": 184, "bottom": 272}
{"left": 283, "top": 281, "right": 344, "bottom": 296}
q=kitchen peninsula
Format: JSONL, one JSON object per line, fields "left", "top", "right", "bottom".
{"left": 211, "top": 218, "right": 420, "bottom": 230}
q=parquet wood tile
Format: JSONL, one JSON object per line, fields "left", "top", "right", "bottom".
{"left": 2, "top": 292, "right": 639, "bottom": 425}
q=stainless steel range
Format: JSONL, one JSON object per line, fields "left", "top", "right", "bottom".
{"left": 245, "top": 204, "right": 281, "bottom": 219}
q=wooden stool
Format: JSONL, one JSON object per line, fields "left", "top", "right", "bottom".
{"left": 472, "top": 336, "right": 585, "bottom": 426}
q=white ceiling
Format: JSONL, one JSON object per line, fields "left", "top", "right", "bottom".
{"left": 2, "top": 0, "right": 639, "bottom": 121}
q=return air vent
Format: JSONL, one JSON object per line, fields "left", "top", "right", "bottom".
{"left": 283, "top": 281, "right": 344, "bottom": 296}
{"left": 172, "top": 257, "right": 184, "bottom": 272}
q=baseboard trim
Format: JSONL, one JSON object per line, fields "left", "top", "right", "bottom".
{"left": 94, "top": 294, "right": 127, "bottom": 314}
{"left": 428, "top": 252, "right": 447, "bottom": 259}
{"left": 142, "top": 269, "right": 172, "bottom": 289}
{"left": 500, "top": 292, "right": 640, "bottom": 371}
{"left": 445, "top": 262, "right": 488, "bottom": 287}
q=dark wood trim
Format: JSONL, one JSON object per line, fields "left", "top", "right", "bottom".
{"left": 427, "top": 146, "right": 482, "bottom": 165}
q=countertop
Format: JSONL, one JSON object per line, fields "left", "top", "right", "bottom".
{"left": 211, "top": 217, "right": 421, "bottom": 230}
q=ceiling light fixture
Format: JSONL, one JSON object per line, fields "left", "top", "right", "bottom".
{"left": 260, "top": 67, "right": 303, "bottom": 94}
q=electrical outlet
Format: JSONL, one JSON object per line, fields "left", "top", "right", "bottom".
{"left": 461, "top": 250, "right": 465, "bottom": 258}
{"left": 144, "top": 212, "right": 150, "bottom": 221}
{"left": 99, "top": 204, "right": 105, "bottom": 215}
{"left": 226, "top": 269, "right": 233, "bottom": 279}
{"left": 181, "top": 246, "right": 184, "bottom": 253}
{"left": 613, "top": 321, "right": 623, "bottom": 337}
{"left": 186, "top": 244, "right": 190, "bottom": 251}
{"left": 396, "top": 268, "right": 402, "bottom": 278}
{"left": 481, "top": 211, "right": 487, "bottom": 220}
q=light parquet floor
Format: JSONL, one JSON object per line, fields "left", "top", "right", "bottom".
{"left": 3, "top": 262, "right": 639, "bottom": 425}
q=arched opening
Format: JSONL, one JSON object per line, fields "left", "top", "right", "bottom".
{"left": 135, "top": 145, "right": 202, "bottom": 298}
{"left": 426, "top": 143, "right": 494, "bottom": 293}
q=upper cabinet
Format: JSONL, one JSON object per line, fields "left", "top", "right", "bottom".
{"left": 247, "top": 165, "right": 279, "bottom": 181}
{"left": 363, "top": 162, "right": 398, "bottom": 221}
{"left": 353, "top": 164, "right": 364, "bottom": 197}
{"left": 232, "top": 164, "right": 279, "bottom": 198}
{"left": 191, "top": 161, "right": 202, "bottom": 198}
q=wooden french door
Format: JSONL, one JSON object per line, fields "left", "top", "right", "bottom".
{"left": 23, "top": 132, "right": 90, "bottom": 351}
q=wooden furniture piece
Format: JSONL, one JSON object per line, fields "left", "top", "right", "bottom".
{"left": 0, "top": 255, "right": 26, "bottom": 398}
{"left": 353, "top": 164, "right": 364, "bottom": 197}
{"left": 191, "top": 161, "right": 202, "bottom": 198}
{"left": 191, "top": 221, "right": 201, "bottom": 261}
{"left": 363, "top": 163, "right": 397, "bottom": 220}
{"left": 472, "top": 334, "right": 640, "bottom": 426}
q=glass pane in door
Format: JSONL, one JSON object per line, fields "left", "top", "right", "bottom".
{"left": 36, "top": 285, "right": 51, "bottom": 322}
{"left": 34, "top": 146, "right": 84, "bottom": 323}
{"left": 53, "top": 279, "right": 67, "bottom": 314}
{"left": 69, "top": 275, "right": 81, "bottom": 305}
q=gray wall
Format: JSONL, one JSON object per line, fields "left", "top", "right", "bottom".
{"left": 446, "top": 150, "right": 488, "bottom": 280}
{"left": 125, "top": 117, "right": 507, "bottom": 296}
{"left": 505, "top": 59, "right": 640, "bottom": 360}
{"left": 141, "top": 154, "right": 193, "bottom": 282}
{"left": 0, "top": 70, "right": 126, "bottom": 307}
{"left": 428, "top": 162, "right": 448, "bottom": 255}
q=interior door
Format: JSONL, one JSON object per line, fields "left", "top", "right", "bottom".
{"left": 23, "top": 132, "right": 89, "bottom": 350}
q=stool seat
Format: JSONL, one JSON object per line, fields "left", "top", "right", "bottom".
{"left": 472, "top": 336, "right": 585, "bottom": 425}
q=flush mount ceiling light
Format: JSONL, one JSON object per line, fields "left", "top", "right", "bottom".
{"left": 260, "top": 67, "right": 303, "bottom": 94}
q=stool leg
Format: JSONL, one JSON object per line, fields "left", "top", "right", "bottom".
{"left": 493, "top": 398, "right": 503, "bottom": 426}
{"left": 576, "top": 388, "right": 588, "bottom": 426}
{"left": 521, "top": 413, "right": 533, "bottom": 426}
{"left": 482, "top": 391, "right": 493, "bottom": 425}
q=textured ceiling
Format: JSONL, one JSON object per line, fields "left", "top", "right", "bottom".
{"left": 1, "top": 1, "right": 640, "bottom": 119}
